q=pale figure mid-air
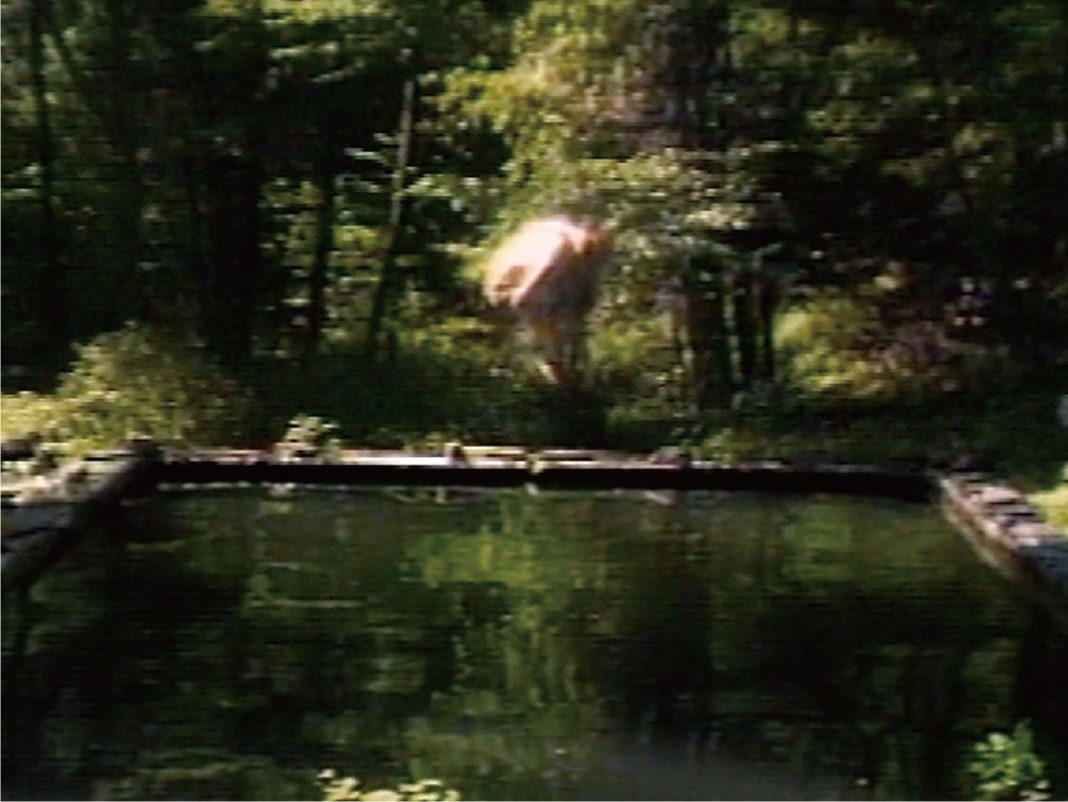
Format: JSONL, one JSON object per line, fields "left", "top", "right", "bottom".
{"left": 483, "top": 217, "right": 612, "bottom": 385}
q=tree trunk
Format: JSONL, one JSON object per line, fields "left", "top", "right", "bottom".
{"left": 200, "top": 4, "right": 267, "bottom": 365}
{"left": 203, "top": 147, "right": 263, "bottom": 364}
{"left": 182, "top": 152, "right": 211, "bottom": 336}
{"left": 365, "top": 77, "right": 417, "bottom": 361}
{"left": 733, "top": 273, "right": 758, "bottom": 389}
{"left": 304, "top": 142, "right": 337, "bottom": 367}
{"left": 684, "top": 256, "right": 735, "bottom": 409}
{"left": 758, "top": 278, "right": 778, "bottom": 381}
{"left": 28, "top": 0, "right": 65, "bottom": 347}
{"left": 104, "top": 0, "right": 144, "bottom": 325}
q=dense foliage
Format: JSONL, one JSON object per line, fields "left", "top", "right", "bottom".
{"left": 968, "top": 721, "right": 1052, "bottom": 801}
{"left": 6, "top": 489, "right": 1066, "bottom": 799}
{"left": 2, "top": 0, "right": 1066, "bottom": 478}
{"left": 3, "top": 322, "right": 247, "bottom": 452}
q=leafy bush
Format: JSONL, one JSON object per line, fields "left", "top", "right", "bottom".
{"left": 591, "top": 316, "right": 688, "bottom": 417}
{"left": 968, "top": 721, "right": 1052, "bottom": 801}
{"left": 1, "top": 322, "right": 248, "bottom": 453}
{"left": 404, "top": 316, "right": 504, "bottom": 372}
{"left": 277, "top": 414, "right": 342, "bottom": 458}
{"left": 1, "top": 391, "right": 67, "bottom": 444}
{"left": 1029, "top": 471, "right": 1068, "bottom": 530}
{"left": 318, "top": 771, "right": 458, "bottom": 802}
{"left": 776, "top": 292, "right": 1007, "bottom": 402}
{"left": 777, "top": 293, "right": 903, "bottom": 398}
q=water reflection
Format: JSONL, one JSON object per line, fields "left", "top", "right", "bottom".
{"left": 3, "top": 488, "right": 1066, "bottom": 800}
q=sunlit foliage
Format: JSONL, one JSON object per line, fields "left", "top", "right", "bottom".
{"left": 318, "top": 771, "right": 459, "bottom": 802}
{"left": 968, "top": 721, "right": 1052, "bottom": 801}
{"left": 2, "top": 323, "right": 247, "bottom": 453}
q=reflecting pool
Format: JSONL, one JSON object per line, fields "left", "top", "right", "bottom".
{"left": 3, "top": 488, "right": 1066, "bottom": 800}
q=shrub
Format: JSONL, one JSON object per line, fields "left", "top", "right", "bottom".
{"left": 1, "top": 322, "right": 248, "bottom": 453}
{"left": 277, "top": 414, "right": 342, "bottom": 458}
{"left": 776, "top": 292, "right": 1007, "bottom": 402}
{"left": 776, "top": 294, "right": 879, "bottom": 392}
{"left": 318, "top": 771, "right": 459, "bottom": 802}
{"left": 968, "top": 721, "right": 1052, "bottom": 801}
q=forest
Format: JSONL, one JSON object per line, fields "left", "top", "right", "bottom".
{"left": 2, "top": 0, "right": 1066, "bottom": 519}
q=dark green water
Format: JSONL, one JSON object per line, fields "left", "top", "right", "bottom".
{"left": 3, "top": 488, "right": 1067, "bottom": 800}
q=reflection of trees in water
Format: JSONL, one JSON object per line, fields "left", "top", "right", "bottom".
{"left": 1013, "top": 616, "right": 1068, "bottom": 795}
{"left": 411, "top": 494, "right": 831, "bottom": 794}
{"left": 594, "top": 525, "right": 715, "bottom": 738}
{"left": 378, "top": 491, "right": 1068, "bottom": 799}
{"left": 1, "top": 512, "right": 245, "bottom": 800}
{"left": 404, "top": 494, "right": 612, "bottom": 798}
{"left": 698, "top": 499, "right": 1067, "bottom": 800}
{"left": 5, "top": 490, "right": 1066, "bottom": 800}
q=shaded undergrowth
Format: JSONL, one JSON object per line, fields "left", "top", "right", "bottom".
{"left": 2, "top": 319, "right": 1064, "bottom": 527}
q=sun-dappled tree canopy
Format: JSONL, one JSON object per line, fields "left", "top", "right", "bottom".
{"left": 3, "top": 5, "right": 1067, "bottom": 796}
{"left": 2, "top": 0, "right": 1066, "bottom": 467}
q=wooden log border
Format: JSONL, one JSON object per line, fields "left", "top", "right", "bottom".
{"left": 2, "top": 453, "right": 157, "bottom": 588}
{"left": 157, "top": 449, "right": 933, "bottom": 499}
{"left": 3, "top": 444, "right": 1066, "bottom": 609}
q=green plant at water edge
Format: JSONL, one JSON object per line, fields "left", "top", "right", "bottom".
{"left": 279, "top": 414, "right": 342, "bottom": 457}
{"left": 317, "top": 770, "right": 459, "bottom": 801}
{"left": 968, "top": 721, "right": 1052, "bottom": 801}
{"left": 1028, "top": 464, "right": 1068, "bottom": 531}
{"left": 1, "top": 322, "right": 249, "bottom": 453}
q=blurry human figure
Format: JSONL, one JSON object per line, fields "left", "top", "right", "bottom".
{"left": 483, "top": 216, "right": 612, "bottom": 384}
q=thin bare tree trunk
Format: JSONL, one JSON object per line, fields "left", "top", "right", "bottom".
{"left": 684, "top": 259, "right": 735, "bottom": 409}
{"left": 365, "top": 78, "right": 416, "bottom": 361}
{"left": 733, "top": 274, "right": 758, "bottom": 388}
{"left": 304, "top": 142, "right": 337, "bottom": 367}
{"left": 759, "top": 278, "right": 777, "bottom": 381}
{"left": 28, "top": 0, "right": 65, "bottom": 345}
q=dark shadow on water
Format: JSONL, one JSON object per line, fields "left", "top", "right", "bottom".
{"left": 3, "top": 488, "right": 1067, "bottom": 800}
{"left": 2, "top": 513, "right": 246, "bottom": 800}
{"left": 569, "top": 736, "right": 858, "bottom": 801}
